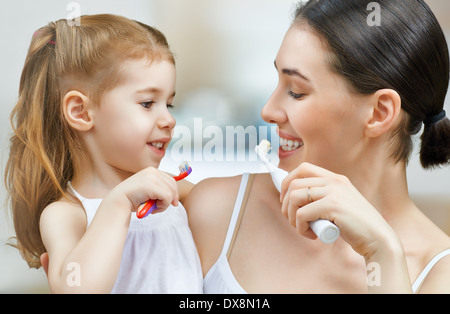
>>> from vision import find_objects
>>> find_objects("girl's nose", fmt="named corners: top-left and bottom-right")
top-left (157, 108), bottom-right (176, 130)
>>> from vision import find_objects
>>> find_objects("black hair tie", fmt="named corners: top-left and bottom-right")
top-left (423, 110), bottom-right (446, 126)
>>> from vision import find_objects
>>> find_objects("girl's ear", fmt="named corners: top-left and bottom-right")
top-left (63, 91), bottom-right (94, 131)
top-left (365, 89), bottom-right (401, 138)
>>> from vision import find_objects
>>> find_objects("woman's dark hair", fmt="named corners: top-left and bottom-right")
top-left (294, 0), bottom-right (450, 169)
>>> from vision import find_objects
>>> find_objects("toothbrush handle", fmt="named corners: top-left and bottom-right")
top-left (136, 200), bottom-right (157, 219)
top-left (136, 167), bottom-right (192, 219)
top-left (310, 219), bottom-right (340, 244)
top-left (256, 143), bottom-right (340, 244)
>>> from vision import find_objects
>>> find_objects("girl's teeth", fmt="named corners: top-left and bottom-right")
top-left (151, 142), bottom-right (164, 148)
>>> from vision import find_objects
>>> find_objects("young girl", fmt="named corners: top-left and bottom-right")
top-left (5, 14), bottom-right (202, 293)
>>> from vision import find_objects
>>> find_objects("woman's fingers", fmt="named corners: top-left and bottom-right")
top-left (282, 184), bottom-right (327, 229)
top-left (280, 162), bottom-right (335, 201)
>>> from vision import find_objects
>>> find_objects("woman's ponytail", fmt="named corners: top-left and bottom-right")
top-left (420, 111), bottom-right (450, 169)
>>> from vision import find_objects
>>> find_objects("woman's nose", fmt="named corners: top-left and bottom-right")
top-left (261, 89), bottom-right (287, 125)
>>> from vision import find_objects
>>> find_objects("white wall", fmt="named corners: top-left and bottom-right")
top-left (0, 0), bottom-right (448, 293)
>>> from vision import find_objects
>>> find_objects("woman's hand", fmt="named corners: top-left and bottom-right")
top-left (279, 162), bottom-right (412, 292)
top-left (280, 162), bottom-right (396, 259)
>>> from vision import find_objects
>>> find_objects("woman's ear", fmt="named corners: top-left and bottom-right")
top-left (365, 89), bottom-right (401, 138)
top-left (63, 91), bottom-right (94, 132)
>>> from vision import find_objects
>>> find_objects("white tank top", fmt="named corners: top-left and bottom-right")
top-left (203, 173), bottom-right (250, 294)
top-left (203, 174), bottom-right (450, 294)
top-left (68, 183), bottom-right (203, 293)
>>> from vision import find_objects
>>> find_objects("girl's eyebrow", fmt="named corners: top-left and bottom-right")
top-left (136, 87), bottom-right (176, 98)
top-left (274, 60), bottom-right (311, 83)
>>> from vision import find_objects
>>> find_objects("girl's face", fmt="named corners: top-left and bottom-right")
top-left (90, 58), bottom-right (176, 175)
top-left (261, 26), bottom-right (371, 173)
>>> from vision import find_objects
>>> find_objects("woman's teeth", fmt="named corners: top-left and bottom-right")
top-left (150, 142), bottom-right (164, 149)
top-left (280, 137), bottom-right (303, 151)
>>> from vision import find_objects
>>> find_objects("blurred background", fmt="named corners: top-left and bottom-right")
top-left (0, 0), bottom-right (449, 293)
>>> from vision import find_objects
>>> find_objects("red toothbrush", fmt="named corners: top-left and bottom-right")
top-left (136, 161), bottom-right (192, 219)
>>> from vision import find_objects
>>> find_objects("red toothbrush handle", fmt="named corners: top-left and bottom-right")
top-left (137, 166), bottom-right (192, 219)
top-left (136, 200), bottom-right (156, 219)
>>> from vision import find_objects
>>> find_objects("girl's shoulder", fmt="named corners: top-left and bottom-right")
top-left (39, 198), bottom-right (88, 254)
top-left (40, 198), bottom-right (86, 224)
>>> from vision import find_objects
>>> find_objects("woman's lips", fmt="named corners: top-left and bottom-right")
top-left (277, 130), bottom-right (303, 158)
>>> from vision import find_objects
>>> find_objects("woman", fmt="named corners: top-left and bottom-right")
top-left (185, 0), bottom-right (450, 293)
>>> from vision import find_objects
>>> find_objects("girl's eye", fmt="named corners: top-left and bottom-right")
top-left (140, 100), bottom-right (155, 109)
top-left (288, 91), bottom-right (305, 100)
top-left (167, 104), bottom-right (175, 110)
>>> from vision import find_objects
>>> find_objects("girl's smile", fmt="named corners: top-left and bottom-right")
top-left (147, 137), bottom-right (172, 157)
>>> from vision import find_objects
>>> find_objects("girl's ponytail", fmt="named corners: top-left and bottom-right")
top-left (6, 23), bottom-right (70, 268)
top-left (420, 111), bottom-right (450, 169)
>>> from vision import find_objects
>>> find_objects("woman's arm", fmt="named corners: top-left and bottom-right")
top-left (177, 179), bottom-right (194, 204)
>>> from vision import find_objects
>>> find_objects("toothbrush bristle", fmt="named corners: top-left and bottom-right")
top-left (178, 161), bottom-right (190, 173)
top-left (258, 140), bottom-right (271, 154)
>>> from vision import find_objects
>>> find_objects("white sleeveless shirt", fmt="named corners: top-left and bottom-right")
top-left (68, 183), bottom-right (203, 293)
top-left (203, 173), bottom-right (450, 294)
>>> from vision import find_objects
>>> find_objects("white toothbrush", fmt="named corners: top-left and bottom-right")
top-left (255, 140), bottom-right (340, 244)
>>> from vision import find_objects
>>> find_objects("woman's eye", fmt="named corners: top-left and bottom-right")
top-left (288, 91), bottom-right (305, 100)
top-left (140, 100), bottom-right (155, 109)
top-left (167, 104), bottom-right (175, 110)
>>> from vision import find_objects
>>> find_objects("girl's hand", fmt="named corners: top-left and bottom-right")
top-left (109, 166), bottom-right (179, 214)
top-left (279, 162), bottom-right (398, 259)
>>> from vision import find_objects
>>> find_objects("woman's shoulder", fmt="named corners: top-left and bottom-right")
top-left (184, 172), bottom-right (274, 217)
top-left (184, 174), bottom-right (244, 274)
top-left (185, 174), bottom-right (244, 221)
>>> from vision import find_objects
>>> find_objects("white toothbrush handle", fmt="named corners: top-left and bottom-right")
top-left (268, 167), bottom-right (340, 244)
top-left (256, 145), bottom-right (340, 244)
top-left (310, 219), bottom-right (340, 244)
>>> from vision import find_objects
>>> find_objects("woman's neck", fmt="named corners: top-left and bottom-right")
top-left (347, 154), bottom-right (413, 221)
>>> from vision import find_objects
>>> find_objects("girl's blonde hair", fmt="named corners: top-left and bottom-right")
top-left (5, 14), bottom-right (175, 268)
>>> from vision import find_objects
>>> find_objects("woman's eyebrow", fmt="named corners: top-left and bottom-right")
top-left (274, 60), bottom-right (311, 83)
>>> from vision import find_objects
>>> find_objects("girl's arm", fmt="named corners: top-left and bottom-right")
top-left (40, 167), bottom-right (178, 293)
top-left (40, 197), bottom-right (130, 293)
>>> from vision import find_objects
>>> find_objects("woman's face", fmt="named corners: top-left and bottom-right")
top-left (261, 26), bottom-right (372, 173)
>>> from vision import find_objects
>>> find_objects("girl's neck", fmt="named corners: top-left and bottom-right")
top-left (71, 157), bottom-right (134, 199)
